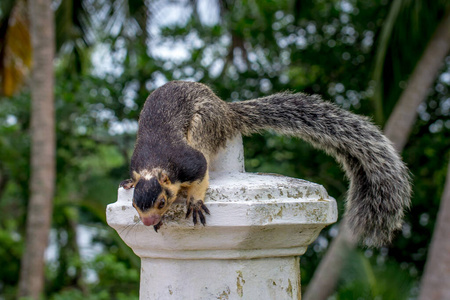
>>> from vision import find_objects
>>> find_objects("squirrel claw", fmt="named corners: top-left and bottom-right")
top-left (153, 221), bottom-right (162, 232)
top-left (201, 203), bottom-right (210, 215)
top-left (119, 179), bottom-right (134, 189)
top-left (198, 210), bottom-right (206, 225)
top-left (186, 201), bottom-right (192, 219)
top-left (186, 200), bottom-right (209, 226)
top-left (193, 210), bottom-right (198, 225)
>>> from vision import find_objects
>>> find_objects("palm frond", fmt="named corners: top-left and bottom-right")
top-left (55, 0), bottom-right (93, 73)
top-left (0, 0), bottom-right (31, 97)
top-left (371, 0), bottom-right (450, 125)
top-left (371, 0), bottom-right (404, 124)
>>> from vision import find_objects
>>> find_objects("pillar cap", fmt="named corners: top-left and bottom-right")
top-left (107, 171), bottom-right (337, 260)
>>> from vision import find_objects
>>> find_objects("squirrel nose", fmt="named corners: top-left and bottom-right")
top-left (141, 215), bottom-right (161, 226)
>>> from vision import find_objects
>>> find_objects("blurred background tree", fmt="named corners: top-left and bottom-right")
top-left (17, 0), bottom-right (56, 299)
top-left (0, 0), bottom-right (449, 299)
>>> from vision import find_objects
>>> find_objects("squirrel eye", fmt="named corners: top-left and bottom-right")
top-left (158, 199), bottom-right (165, 209)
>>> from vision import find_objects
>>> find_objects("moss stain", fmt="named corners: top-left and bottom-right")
top-left (276, 206), bottom-right (284, 218)
top-left (236, 271), bottom-right (245, 297)
top-left (287, 189), bottom-right (304, 199)
top-left (287, 279), bottom-right (293, 298)
top-left (217, 286), bottom-right (230, 299)
top-left (305, 189), bottom-right (313, 198)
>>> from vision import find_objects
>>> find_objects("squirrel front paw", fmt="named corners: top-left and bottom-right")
top-left (153, 221), bottom-right (163, 232)
top-left (185, 199), bottom-right (210, 226)
top-left (119, 179), bottom-right (134, 189)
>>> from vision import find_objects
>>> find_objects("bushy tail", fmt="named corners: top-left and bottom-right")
top-left (229, 92), bottom-right (411, 247)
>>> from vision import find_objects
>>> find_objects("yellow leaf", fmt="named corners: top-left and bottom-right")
top-left (0, 0), bottom-right (32, 97)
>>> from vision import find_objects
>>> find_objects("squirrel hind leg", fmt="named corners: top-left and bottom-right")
top-left (185, 100), bottom-right (238, 157)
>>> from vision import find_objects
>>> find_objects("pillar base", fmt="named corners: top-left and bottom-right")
top-left (140, 257), bottom-right (301, 300)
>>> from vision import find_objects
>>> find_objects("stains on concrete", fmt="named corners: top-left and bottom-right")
top-left (216, 286), bottom-right (230, 299)
top-left (287, 279), bottom-right (293, 298)
top-left (236, 271), bottom-right (245, 297)
top-left (133, 215), bottom-right (140, 223)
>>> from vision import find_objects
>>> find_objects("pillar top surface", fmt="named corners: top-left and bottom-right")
top-left (107, 171), bottom-right (337, 260)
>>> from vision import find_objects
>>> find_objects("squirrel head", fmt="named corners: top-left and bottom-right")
top-left (132, 170), bottom-right (178, 226)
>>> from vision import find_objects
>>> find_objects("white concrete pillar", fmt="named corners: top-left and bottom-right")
top-left (107, 135), bottom-right (337, 300)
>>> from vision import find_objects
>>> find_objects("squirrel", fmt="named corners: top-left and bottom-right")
top-left (120, 80), bottom-right (411, 246)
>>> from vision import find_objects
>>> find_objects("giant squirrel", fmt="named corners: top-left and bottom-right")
top-left (120, 80), bottom-right (411, 247)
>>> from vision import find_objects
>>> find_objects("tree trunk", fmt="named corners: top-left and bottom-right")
top-left (418, 161), bottom-right (450, 300)
top-left (0, 165), bottom-right (9, 201)
top-left (17, 0), bottom-right (55, 299)
top-left (303, 220), bottom-right (357, 300)
top-left (304, 9), bottom-right (450, 300)
top-left (384, 9), bottom-right (450, 152)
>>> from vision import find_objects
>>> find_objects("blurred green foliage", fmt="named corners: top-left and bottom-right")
top-left (1, 0), bottom-right (449, 298)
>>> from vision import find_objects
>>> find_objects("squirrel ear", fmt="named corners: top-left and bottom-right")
top-left (157, 171), bottom-right (171, 186)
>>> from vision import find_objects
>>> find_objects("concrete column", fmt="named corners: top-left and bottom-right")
top-left (107, 135), bottom-right (337, 299)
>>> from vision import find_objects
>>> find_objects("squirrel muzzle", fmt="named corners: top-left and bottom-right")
top-left (140, 214), bottom-right (161, 226)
